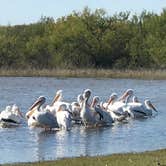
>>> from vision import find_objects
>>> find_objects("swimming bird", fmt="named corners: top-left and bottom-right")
top-left (70, 102), bottom-right (81, 122)
top-left (26, 96), bottom-right (59, 129)
top-left (100, 95), bottom-right (129, 122)
top-left (45, 89), bottom-right (63, 115)
top-left (91, 96), bottom-right (114, 125)
top-left (126, 99), bottom-right (157, 118)
top-left (80, 89), bottom-right (97, 126)
top-left (67, 94), bottom-right (84, 122)
top-left (102, 93), bottom-right (118, 110)
top-left (107, 89), bottom-right (134, 116)
top-left (47, 90), bottom-right (73, 117)
top-left (118, 89), bottom-right (134, 102)
top-left (0, 104), bottom-right (24, 127)
top-left (56, 104), bottom-right (72, 130)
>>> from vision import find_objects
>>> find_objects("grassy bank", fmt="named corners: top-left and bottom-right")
top-left (0, 68), bottom-right (166, 79)
top-left (4, 149), bottom-right (166, 166)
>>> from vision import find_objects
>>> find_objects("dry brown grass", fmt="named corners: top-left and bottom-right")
top-left (0, 68), bottom-right (166, 79)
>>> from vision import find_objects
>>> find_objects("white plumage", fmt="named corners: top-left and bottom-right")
top-left (126, 100), bottom-right (157, 118)
top-left (0, 104), bottom-right (23, 127)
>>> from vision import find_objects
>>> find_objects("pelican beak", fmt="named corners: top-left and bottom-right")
top-left (150, 103), bottom-right (158, 112)
top-left (51, 93), bottom-right (61, 106)
top-left (26, 97), bottom-right (45, 119)
top-left (91, 98), bottom-right (97, 107)
top-left (119, 89), bottom-right (133, 102)
top-left (104, 98), bottom-right (111, 110)
top-left (17, 108), bottom-right (24, 118)
top-left (108, 97), bottom-right (114, 105)
top-left (26, 109), bottom-right (35, 119)
top-left (57, 107), bottom-right (61, 112)
top-left (118, 92), bottom-right (128, 101)
top-left (29, 96), bottom-right (45, 111)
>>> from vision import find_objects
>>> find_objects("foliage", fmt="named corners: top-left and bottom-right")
top-left (0, 7), bottom-right (166, 69)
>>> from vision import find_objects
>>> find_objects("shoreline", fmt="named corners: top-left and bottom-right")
top-left (0, 69), bottom-right (166, 79)
top-left (4, 149), bottom-right (166, 166)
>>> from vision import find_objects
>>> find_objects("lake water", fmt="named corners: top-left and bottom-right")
top-left (0, 77), bottom-right (165, 164)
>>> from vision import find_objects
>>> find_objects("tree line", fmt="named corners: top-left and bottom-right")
top-left (0, 7), bottom-right (166, 69)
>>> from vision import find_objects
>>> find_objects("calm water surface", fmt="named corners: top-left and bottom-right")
top-left (0, 77), bottom-right (165, 164)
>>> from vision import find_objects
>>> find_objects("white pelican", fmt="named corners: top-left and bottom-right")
top-left (118, 89), bottom-right (134, 102)
top-left (107, 89), bottom-right (134, 116)
top-left (56, 104), bottom-right (72, 130)
top-left (46, 90), bottom-right (73, 117)
top-left (0, 104), bottom-right (24, 127)
top-left (80, 89), bottom-right (97, 126)
top-left (70, 102), bottom-right (81, 122)
top-left (26, 96), bottom-right (59, 129)
top-left (91, 96), bottom-right (114, 125)
top-left (67, 94), bottom-right (84, 122)
top-left (99, 95), bottom-right (128, 122)
top-left (49, 90), bottom-right (85, 124)
top-left (102, 93), bottom-right (118, 110)
top-left (45, 89), bottom-right (63, 115)
top-left (126, 99), bottom-right (157, 118)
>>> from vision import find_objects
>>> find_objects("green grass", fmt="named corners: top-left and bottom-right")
top-left (0, 68), bottom-right (166, 79)
top-left (4, 149), bottom-right (166, 166)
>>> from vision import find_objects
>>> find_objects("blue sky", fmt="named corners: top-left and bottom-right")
top-left (0, 0), bottom-right (166, 25)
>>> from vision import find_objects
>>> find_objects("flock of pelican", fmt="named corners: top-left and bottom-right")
top-left (0, 89), bottom-right (158, 130)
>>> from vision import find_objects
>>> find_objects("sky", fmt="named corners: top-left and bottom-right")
top-left (0, 0), bottom-right (166, 25)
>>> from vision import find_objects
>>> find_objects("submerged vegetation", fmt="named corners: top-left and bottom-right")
top-left (4, 149), bottom-right (166, 166)
top-left (0, 7), bottom-right (166, 71)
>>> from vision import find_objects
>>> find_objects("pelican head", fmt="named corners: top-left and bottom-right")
top-left (91, 96), bottom-right (100, 107)
top-left (58, 104), bottom-right (67, 112)
top-left (29, 96), bottom-right (46, 110)
top-left (133, 96), bottom-right (139, 103)
top-left (71, 102), bottom-right (81, 116)
top-left (110, 93), bottom-right (118, 100)
top-left (108, 93), bottom-right (118, 104)
top-left (56, 89), bottom-right (63, 95)
top-left (126, 89), bottom-right (134, 96)
top-left (26, 96), bottom-right (46, 119)
top-left (12, 104), bottom-right (19, 110)
top-left (83, 89), bottom-right (92, 99)
top-left (145, 100), bottom-right (157, 112)
top-left (56, 90), bottom-right (63, 101)
top-left (94, 96), bottom-right (100, 103)
top-left (77, 94), bottom-right (84, 104)
top-left (5, 105), bottom-right (12, 112)
top-left (12, 104), bottom-right (24, 118)
top-left (71, 102), bottom-right (80, 108)
top-left (119, 89), bottom-right (134, 102)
